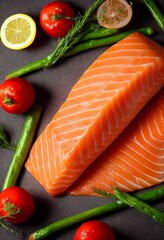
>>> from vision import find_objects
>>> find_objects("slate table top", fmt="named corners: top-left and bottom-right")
top-left (0, 1), bottom-right (164, 240)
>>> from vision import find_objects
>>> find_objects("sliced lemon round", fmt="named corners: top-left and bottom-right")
top-left (1, 13), bottom-right (36, 50)
top-left (97, 0), bottom-right (133, 29)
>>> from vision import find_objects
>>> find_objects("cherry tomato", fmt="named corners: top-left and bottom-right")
top-left (0, 186), bottom-right (35, 224)
top-left (40, 1), bottom-right (75, 38)
top-left (74, 220), bottom-right (115, 240)
top-left (0, 78), bottom-right (35, 114)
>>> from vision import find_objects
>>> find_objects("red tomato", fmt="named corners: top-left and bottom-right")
top-left (40, 1), bottom-right (75, 38)
top-left (74, 220), bottom-right (115, 240)
top-left (0, 78), bottom-right (35, 114)
top-left (0, 186), bottom-right (35, 224)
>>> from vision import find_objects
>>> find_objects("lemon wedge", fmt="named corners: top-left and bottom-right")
top-left (97, 0), bottom-right (133, 29)
top-left (1, 13), bottom-right (36, 50)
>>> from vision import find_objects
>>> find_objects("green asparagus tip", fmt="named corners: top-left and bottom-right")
top-left (145, 26), bottom-right (154, 35)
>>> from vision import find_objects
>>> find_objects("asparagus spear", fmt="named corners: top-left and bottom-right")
top-left (63, 27), bottom-right (153, 58)
top-left (6, 26), bottom-right (153, 79)
top-left (29, 186), bottom-right (164, 240)
top-left (93, 187), bottom-right (164, 224)
top-left (113, 187), bottom-right (164, 224)
top-left (2, 104), bottom-right (42, 190)
top-left (6, 0), bottom-right (104, 80)
top-left (80, 27), bottom-right (120, 41)
top-left (141, 0), bottom-right (164, 31)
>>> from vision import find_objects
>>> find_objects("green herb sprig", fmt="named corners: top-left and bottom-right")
top-left (46, 0), bottom-right (104, 67)
top-left (0, 125), bottom-right (16, 150)
top-left (0, 220), bottom-right (20, 236)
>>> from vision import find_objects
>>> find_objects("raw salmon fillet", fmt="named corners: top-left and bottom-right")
top-left (25, 33), bottom-right (164, 196)
top-left (68, 88), bottom-right (164, 196)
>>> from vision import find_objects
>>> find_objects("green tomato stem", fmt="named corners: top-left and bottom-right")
top-left (2, 104), bottom-right (42, 190)
top-left (51, 14), bottom-right (75, 21)
top-left (4, 96), bottom-right (15, 105)
top-left (0, 202), bottom-right (21, 220)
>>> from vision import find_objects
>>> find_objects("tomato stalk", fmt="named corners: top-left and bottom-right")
top-left (51, 14), bottom-right (75, 21)
top-left (0, 202), bottom-right (21, 220)
top-left (3, 96), bottom-right (15, 105)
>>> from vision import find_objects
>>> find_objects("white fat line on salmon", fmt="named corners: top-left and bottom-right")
top-left (52, 131), bottom-right (62, 179)
top-left (74, 81), bottom-right (108, 90)
top-left (59, 137), bottom-right (82, 146)
top-left (105, 100), bottom-right (125, 129)
top-left (118, 141), bottom-right (161, 174)
top-left (91, 126), bottom-right (99, 153)
top-left (147, 118), bottom-right (164, 139)
top-left (107, 156), bottom-right (157, 187)
top-left (85, 60), bottom-right (134, 71)
top-left (68, 90), bottom-right (114, 100)
top-left (107, 173), bottom-right (137, 191)
top-left (110, 41), bottom-right (164, 50)
top-left (139, 123), bottom-right (163, 147)
top-left (133, 127), bottom-right (164, 156)
top-left (120, 139), bottom-right (163, 168)
top-left (90, 124), bottom-right (108, 154)
top-left (54, 124), bottom-right (92, 135)
top-left (54, 115), bottom-right (95, 126)
top-left (72, 81), bottom-right (135, 95)
top-left (104, 47), bottom-right (152, 53)
top-left (68, 92), bottom-right (118, 102)
top-left (34, 140), bottom-right (45, 182)
top-left (54, 106), bottom-right (104, 122)
top-left (40, 132), bottom-right (53, 182)
top-left (56, 100), bottom-right (105, 112)
top-left (78, 73), bottom-right (120, 84)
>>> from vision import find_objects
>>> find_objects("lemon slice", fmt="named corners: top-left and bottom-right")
top-left (1, 14), bottom-right (36, 50)
top-left (97, 0), bottom-right (133, 29)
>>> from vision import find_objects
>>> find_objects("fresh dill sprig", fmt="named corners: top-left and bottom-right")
top-left (46, 0), bottom-right (104, 67)
top-left (0, 220), bottom-right (20, 236)
top-left (0, 125), bottom-right (16, 150)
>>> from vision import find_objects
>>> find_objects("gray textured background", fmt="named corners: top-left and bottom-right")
top-left (0, 1), bottom-right (164, 239)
